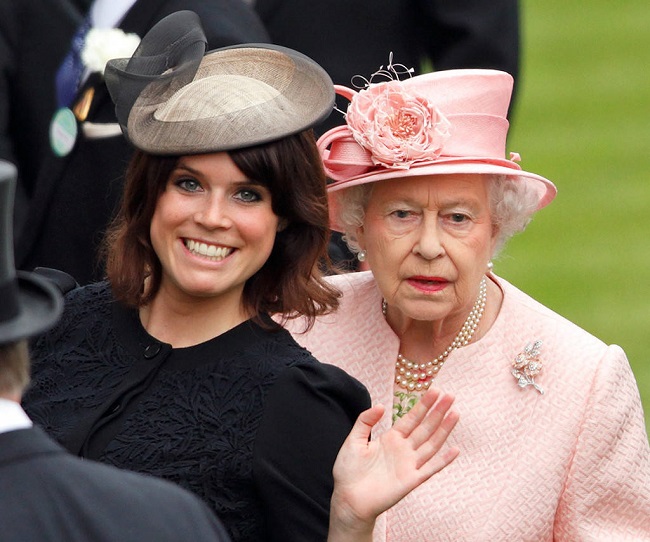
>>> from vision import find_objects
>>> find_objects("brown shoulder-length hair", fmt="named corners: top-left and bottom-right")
top-left (103, 130), bottom-right (339, 330)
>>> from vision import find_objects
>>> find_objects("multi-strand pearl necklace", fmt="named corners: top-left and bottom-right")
top-left (383, 277), bottom-right (488, 392)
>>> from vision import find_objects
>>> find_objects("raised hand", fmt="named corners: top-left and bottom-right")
top-left (328, 387), bottom-right (459, 542)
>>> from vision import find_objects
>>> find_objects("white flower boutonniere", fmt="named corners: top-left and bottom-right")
top-left (81, 28), bottom-right (141, 75)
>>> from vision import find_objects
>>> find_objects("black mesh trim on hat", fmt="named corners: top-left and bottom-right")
top-left (104, 10), bottom-right (207, 137)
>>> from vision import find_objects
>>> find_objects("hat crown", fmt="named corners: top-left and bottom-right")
top-left (404, 69), bottom-right (513, 115)
top-left (0, 162), bottom-right (24, 331)
top-left (0, 160), bottom-right (63, 343)
top-left (319, 69), bottom-right (515, 180)
top-left (0, 161), bottom-right (17, 287)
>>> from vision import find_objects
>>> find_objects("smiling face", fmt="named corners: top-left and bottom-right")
top-left (357, 174), bottom-right (497, 328)
top-left (149, 152), bottom-right (280, 311)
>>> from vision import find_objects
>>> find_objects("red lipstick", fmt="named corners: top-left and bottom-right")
top-left (407, 276), bottom-right (449, 293)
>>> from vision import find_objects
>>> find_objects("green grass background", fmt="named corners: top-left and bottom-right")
top-left (496, 0), bottom-right (650, 432)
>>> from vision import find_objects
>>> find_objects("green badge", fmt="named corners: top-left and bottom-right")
top-left (49, 107), bottom-right (78, 157)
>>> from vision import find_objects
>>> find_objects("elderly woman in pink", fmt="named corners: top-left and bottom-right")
top-left (288, 67), bottom-right (650, 540)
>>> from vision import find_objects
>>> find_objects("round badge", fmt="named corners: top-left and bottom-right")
top-left (49, 107), bottom-right (78, 157)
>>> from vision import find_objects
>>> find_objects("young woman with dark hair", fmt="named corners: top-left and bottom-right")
top-left (105, 130), bottom-right (338, 328)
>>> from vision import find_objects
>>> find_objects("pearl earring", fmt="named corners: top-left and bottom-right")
top-left (357, 250), bottom-right (367, 262)
top-left (487, 260), bottom-right (494, 272)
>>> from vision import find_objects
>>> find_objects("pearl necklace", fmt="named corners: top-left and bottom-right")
top-left (383, 277), bottom-right (488, 392)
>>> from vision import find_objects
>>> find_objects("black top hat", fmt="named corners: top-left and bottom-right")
top-left (0, 160), bottom-right (63, 343)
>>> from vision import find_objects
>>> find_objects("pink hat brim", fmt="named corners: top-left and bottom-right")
top-left (327, 159), bottom-right (557, 233)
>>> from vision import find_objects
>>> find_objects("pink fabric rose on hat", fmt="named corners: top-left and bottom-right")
top-left (345, 81), bottom-right (452, 169)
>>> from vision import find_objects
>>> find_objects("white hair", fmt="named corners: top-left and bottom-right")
top-left (335, 174), bottom-right (540, 258)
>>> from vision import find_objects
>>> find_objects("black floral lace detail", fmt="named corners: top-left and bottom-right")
top-left (26, 283), bottom-right (132, 443)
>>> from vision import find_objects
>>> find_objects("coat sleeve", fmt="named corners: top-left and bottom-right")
top-left (554, 344), bottom-right (650, 540)
top-left (252, 362), bottom-right (371, 542)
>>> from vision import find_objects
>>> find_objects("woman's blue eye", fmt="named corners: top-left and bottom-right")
top-left (176, 178), bottom-right (201, 192)
top-left (236, 189), bottom-right (261, 203)
top-left (450, 213), bottom-right (467, 223)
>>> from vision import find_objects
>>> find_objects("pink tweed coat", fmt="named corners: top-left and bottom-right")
top-left (288, 272), bottom-right (650, 541)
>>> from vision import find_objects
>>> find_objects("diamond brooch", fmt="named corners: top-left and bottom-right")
top-left (512, 340), bottom-right (545, 394)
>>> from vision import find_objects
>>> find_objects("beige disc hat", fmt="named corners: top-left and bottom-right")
top-left (105, 10), bottom-right (335, 155)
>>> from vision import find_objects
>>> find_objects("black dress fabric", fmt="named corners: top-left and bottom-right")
top-left (23, 282), bottom-right (370, 542)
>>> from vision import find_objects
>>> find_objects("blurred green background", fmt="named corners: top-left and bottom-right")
top-left (497, 0), bottom-right (650, 432)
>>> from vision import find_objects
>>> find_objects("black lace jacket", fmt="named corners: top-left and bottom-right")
top-left (23, 282), bottom-right (370, 542)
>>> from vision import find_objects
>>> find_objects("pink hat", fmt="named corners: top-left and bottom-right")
top-left (318, 69), bottom-right (557, 232)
